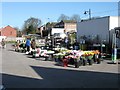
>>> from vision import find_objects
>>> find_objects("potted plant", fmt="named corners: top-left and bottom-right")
top-left (53, 54), bottom-right (59, 62)
top-left (93, 50), bottom-right (101, 64)
top-left (81, 54), bottom-right (87, 66)
top-left (73, 56), bottom-right (81, 68)
top-left (62, 56), bottom-right (69, 67)
top-left (87, 54), bottom-right (93, 65)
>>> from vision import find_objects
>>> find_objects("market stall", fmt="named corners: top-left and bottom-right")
top-left (53, 49), bottom-right (101, 68)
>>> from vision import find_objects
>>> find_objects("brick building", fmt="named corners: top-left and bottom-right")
top-left (54, 20), bottom-right (77, 33)
top-left (0, 25), bottom-right (17, 37)
top-left (37, 20), bottom-right (77, 37)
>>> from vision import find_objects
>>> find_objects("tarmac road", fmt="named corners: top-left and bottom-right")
top-left (1, 44), bottom-right (119, 88)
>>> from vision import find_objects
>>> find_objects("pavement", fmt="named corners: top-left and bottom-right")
top-left (0, 44), bottom-right (119, 88)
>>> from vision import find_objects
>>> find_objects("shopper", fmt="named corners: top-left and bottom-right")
top-left (31, 39), bottom-right (36, 50)
top-left (25, 38), bottom-right (31, 53)
top-left (1, 38), bottom-right (6, 49)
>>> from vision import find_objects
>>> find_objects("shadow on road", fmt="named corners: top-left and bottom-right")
top-left (2, 73), bottom-right (42, 88)
top-left (2, 65), bottom-right (119, 88)
top-left (107, 62), bottom-right (120, 64)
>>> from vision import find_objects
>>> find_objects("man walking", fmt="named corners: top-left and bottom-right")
top-left (25, 38), bottom-right (31, 54)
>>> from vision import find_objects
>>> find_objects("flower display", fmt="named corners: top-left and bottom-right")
top-left (53, 47), bottom-right (101, 67)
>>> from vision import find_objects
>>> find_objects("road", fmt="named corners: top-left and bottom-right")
top-left (1, 44), bottom-right (119, 88)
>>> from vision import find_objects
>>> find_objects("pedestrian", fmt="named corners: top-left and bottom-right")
top-left (1, 38), bottom-right (6, 49)
top-left (22, 40), bottom-right (26, 51)
top-left (25, 38), bottom-right (31, 53)
top-left (64, 37), bottom-right (68, 48)
top-left (31, 39), bottom-right (36, 50)
top-left (93, 54), bottom-right (96, 63)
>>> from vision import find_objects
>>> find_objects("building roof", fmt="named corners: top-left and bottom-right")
top-left (1, 25), bottom-right (16, 31)
top-left (81, 16), bottom-right (110, 22)
top-left (62, 20), bottom-right (77, 23)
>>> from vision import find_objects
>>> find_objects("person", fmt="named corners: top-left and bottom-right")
top-left (22, 40), bottom-right (26, 51)
top-left (31, 39), bottom-right (36, 50)
top-left (19, 40), bottom-right (26, 52)
top-left (25, 38), bottom-right (31, 53)
top-left (1, 39), bottom-right (6, 49)
top-left (15, 40), bottom-right (20, 51)
top-left (64, 37), bottom-right (68, 48)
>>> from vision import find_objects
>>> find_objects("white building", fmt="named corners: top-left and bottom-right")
top-left (77, 16), bottom-right (120, 48)
top-left (51, 28), bottom-right (67, 38)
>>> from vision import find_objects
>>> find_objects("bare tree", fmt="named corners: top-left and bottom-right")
top-left (70, 14), bottom-right (81, 22)
top-left (57, 14), bottom-right (70, 22)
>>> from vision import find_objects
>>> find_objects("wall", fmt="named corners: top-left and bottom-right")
top-left (77, 16), bottom-right (109, 43)
top-left (1, 25), bottom-right (17, 37)
top-left (109, 16), bottom-right (119, 30)
top-left (64, 23), bottom-right (77, 33)
top-left (51, 28), bottom-right (64, 35)
top-left (5, 37), bottom-right (25, 42)
top-left (109, 17), bottom-right (120, 48)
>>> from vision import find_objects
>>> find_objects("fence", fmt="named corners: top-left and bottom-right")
top-left (5, 37), bottom-right (25, 42)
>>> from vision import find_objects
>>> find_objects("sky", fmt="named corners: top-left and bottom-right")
top-left (1, 2), bottom-right (119, 30)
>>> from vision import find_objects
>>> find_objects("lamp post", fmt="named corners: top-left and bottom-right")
top-left (84, 9), bottom-right (91, 20)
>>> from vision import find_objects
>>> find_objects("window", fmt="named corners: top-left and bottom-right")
top-left (10, 31), bottom-right (12, 35)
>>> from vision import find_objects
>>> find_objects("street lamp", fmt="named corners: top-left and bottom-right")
top-left (84, 9), bottom-right (91, 20)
